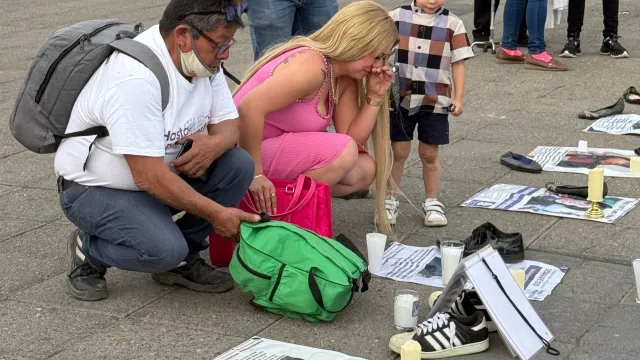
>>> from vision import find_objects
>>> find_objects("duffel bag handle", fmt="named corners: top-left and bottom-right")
top-left (334, 234), bottom-right (371, 292)
top-left (242, 175), bottom-right (317, 217)
top-left (308, 267), bottom-right (354, 314)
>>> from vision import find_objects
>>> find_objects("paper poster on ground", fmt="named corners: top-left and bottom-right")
top-left (372, 242), bottom-right (568, 301)
top-left (528, 146), bottom-right (637, 177)
top-left (460, 183), bottom-right (638, 223)
top-left (583, 114), bottom-right (640, 135)
top-left (215, 337), bottom-right (366, 360)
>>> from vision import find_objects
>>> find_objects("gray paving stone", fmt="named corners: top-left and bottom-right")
top-left (546, 260), bottom-right (634, 305)
top-left (404, 206), bottom-right (559, 248)
top-left (0, 219), bottom-right (48, 243)
top-left (332, 196), bottom-right (422, 245)
top-left (128, 288), bottom-right (281, 338)
top-left (0, 222), bottom-right (75, 297)
top-left (530, 219), bottom-right (640, 265)
top-left (568, 305), bottom-right (640, 360)
top-left (0, 300), bottom-right (115, 360)
top-left (0, 184), bottom-right (18, 195)
top-left (259, 278), bottom-right (435, 360)
top-left (48, 319), bottom-right (246, 360)
top-left (0, 187), bottom-right (62, 222)
top-left (0, 152), bottom-right (57, 190)
top-left (446, 335), bottom-right (575, 360)
top-left (620, 287), bottom-right (639, 306)
top-left (13, 269), bottom-right (175, 319)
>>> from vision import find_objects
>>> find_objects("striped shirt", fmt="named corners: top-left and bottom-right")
top-left (389, 4), bottom-right (474, 115)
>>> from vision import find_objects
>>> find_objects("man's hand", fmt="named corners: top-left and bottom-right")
top-left (450, 98), bottom-right (463, 117)
top-left (210, 207), bottom-right (261, 242)
top-left (171, 134), bottom-right (226, 178)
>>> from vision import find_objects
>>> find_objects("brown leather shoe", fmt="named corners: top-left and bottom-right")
top-left (524, 54), bottom-right (568, 71)
top-left (496, 48), bottom-right (525, 63)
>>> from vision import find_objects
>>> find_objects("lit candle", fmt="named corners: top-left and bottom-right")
top-left (401, 340), bottom-right (422, 360)
top-left (587, 168), bottom-right (605, 202)
top-left (631, 157), bottom-right (640, 177)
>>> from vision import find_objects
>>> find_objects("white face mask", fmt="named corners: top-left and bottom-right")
top-left (178, 33), bottom-right (219, 78)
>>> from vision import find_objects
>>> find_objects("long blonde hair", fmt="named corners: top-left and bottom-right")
top-left (233, 1), bottom-right (398, 236)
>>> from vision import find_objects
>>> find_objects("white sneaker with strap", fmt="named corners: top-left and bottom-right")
top-left (423, 198), bottom-right (447, 227)
top-left (375, 196), bottom-right (399, 226)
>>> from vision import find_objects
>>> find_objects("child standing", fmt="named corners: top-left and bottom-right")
top-left (386, 0), bottom-right (474, 227)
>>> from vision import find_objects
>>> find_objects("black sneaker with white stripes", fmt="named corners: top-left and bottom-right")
top-left (428, 289), bottom-right (496, 332)
top-left (67, 229), bottom-right (108, 301)
top-left (389, 312), bottom-right (490, 359)
top-left (601, 36), bottom-right (629, 58)
top-left (559, 38), bottom-right (581, 58)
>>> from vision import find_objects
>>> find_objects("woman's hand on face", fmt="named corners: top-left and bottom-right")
top-left (366, 66), bottom-right (394, 98)
top-left (249, 175), bottom-right (277, 215)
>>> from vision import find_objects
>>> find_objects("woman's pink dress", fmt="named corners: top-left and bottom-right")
top-left (233, 46), bottom-right (358, 180)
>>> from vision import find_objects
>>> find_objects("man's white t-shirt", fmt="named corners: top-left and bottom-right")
top-left (54, 25), bottom-right (238, 191)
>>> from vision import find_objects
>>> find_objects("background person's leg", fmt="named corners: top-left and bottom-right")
top-left (298, 0), bottom-right (339, 36)
top-left (602, 0), bottom-right (619, 39)
top-left (525, 0), bottom-right (548, 54)
top-left (246, 0), bottom-right (298, 60)
top-left (472, 0), bottom-right (495, 41)
top-left (501, 0), bottom-right (527, 50)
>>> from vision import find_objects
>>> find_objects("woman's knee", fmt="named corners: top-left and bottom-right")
top-left (333, 139), bottom-right (359, 172)
top-left (357, 154), bottom-right (376, 187)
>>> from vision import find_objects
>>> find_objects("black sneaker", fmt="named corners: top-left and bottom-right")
top-left (67, 229), bottom-right (108, 301)
top-left (152, 257), bottom-right (234, 293)
top-left (460, 222), bottom-right (524, 263)
top-left (428, 290), bottom-right (497, 332)
top-left (601, 36), bottom-right (629, 58)
top-left (389, 312), bottom-right (490, 358)
top-left (559, 38), bottom-right (581, 58)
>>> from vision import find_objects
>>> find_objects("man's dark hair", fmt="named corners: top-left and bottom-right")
top-left (159, 0), bottom-right (244, 38)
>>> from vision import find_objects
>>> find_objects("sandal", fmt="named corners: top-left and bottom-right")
top-left (623, 86), bottom-right (640, 105)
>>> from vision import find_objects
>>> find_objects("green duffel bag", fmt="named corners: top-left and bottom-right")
top-left (228, 219), bottom-right (371, 322)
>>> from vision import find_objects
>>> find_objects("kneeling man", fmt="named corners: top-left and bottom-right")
top-left (54, 0), bottom-right (259, 301)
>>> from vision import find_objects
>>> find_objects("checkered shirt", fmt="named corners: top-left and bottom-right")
top-left (389, 4), bottom-right (474, 115)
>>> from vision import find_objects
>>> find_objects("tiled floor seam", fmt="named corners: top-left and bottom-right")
top-left (525, 217), bottom-right (561, 249)
top-left (0, 221), bottom-right (51, 244)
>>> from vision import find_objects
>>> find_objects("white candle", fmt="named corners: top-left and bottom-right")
top-left (441, 245), bottom-right (464, 285)
top-left (394, 293), bottom-right (419, 329)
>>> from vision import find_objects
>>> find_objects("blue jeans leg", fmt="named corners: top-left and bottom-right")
top-left (59, 147), bottom-right (254, 273)
top-left (246, 0), bottom-right (297, 60)
top-left (525, 0), bottom-right (547, 54)
top-left (502, 0), bottom-right (527, 50)
top-left (297, 0), bottom-right (338, 35)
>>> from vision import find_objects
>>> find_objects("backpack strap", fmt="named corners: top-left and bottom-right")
top-left (109, 38), bottom-right (170, 111)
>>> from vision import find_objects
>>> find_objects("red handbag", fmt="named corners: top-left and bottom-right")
top-left (209, 175), bottom-right (333, 266)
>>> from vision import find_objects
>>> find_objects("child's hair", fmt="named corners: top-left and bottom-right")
top-left (233, 1), bottom-right (400, 236)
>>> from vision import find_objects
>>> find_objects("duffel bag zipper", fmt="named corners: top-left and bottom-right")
top-left (35, 22), bottom-right (120, 104)
top-left (268, 264), bottom-right (286, 302)
top-left (236, 248), bottom-right (271, 280)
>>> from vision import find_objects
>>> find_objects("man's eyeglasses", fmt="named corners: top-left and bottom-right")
top-left (190, 25), bottom-right (236, 55)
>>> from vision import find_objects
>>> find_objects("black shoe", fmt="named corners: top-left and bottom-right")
top-left (428, 289), bottom-right (497, 332)
top-left (546, 182), bottom-right (609, 199)
top-left (473, 35), bottom-right (490, 43)
top-left (462, 222), bottom-right (524, 263)
top-left (601, 36), bottom-right (629, 58)
top-left (152, 257), bottom-right (234, 293)
top-left (67, 229), bottom-right (108, 301)
top-left (517, 34), bottom-right (529, 47)
top-left (389, 312), bottom-right (490, 357)
top-left (338, 189), bottom-right (370, 200)
top-left (578, 97), bottom-right (625, 120)
top-left (623, 86), bottom-right (640, 105)
top-left (559, 38), bottom-right (581, 58)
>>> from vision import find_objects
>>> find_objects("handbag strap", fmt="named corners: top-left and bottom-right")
top-left (481, 259), bottom-right (560, 356)
top-left (240, 176), bottom-right (317, 217)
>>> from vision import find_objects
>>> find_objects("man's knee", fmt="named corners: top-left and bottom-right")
top-left (217, 147), bottom-right (255, 187)
top-left (140, 237), bottom-right (189, 272)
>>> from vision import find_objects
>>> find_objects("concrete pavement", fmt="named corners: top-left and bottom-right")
top-left (1, 0), bottom-right (640, 358)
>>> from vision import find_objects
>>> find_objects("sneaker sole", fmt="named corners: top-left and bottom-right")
top-left (425, 218), bottom-right (447, 227)
top-left (66, 230), bottom-right (108, 301)
top-left (611, 52), bottom-right (630, 58)
top-left (389, 337), bottom-right (490, 359)
top-left (151, 272), bottom-right (234, 293)
top-left (558, 51), bottom-right (577, 58)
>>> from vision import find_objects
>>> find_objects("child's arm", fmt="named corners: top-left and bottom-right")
top-left (451, 60), bottom-right (465, 116)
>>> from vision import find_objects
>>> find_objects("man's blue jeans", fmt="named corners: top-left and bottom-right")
top-left (246, 0), bottom-right (339, 60)
top-left (502, 0), bottom-right (547, 54)
top-left (59, 147), bottom-right (254, 273)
